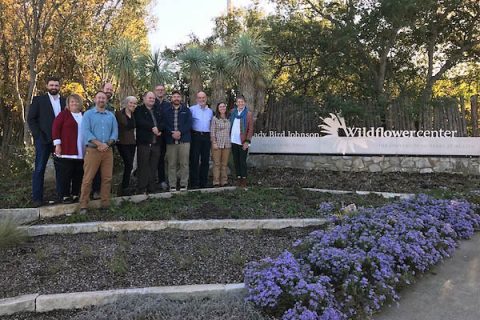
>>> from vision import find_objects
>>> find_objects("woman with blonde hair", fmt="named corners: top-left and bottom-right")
top-left (52, 94), bottom-right (85, 203)
top-left (115, 96), bottom-right (137, 195)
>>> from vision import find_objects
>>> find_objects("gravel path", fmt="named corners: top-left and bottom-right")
top-left (0, 228), bottom-right (318, 299)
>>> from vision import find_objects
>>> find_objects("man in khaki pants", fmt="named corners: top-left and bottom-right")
top-left (163, 91), bottom-right (192, 192)
top-left (79, 91), bottom-right (118, 213)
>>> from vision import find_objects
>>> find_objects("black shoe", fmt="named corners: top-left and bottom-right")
top-left (72, 195), bottom-right (79, 203)
top-left (32, 200), bottom-right (43, 208)
top-left (62, 196), bottom-right (73, 204)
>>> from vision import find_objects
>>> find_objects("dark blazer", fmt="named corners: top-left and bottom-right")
top-left (115, 109), bottom-right (136, 145)
top-left (134, 104), bottom-right (164, 145)
top-left (163, 104), bottom-right (192, 144)
top-left (27, 94), bottom-right (66, 144)
top-left (154, 98), bottom-right (171, 115)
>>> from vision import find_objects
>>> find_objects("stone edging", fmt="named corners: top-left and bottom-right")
top-left (0, 283), bottom-right (245, 316)
top-left (302, 188), bottom-right (415, 199)
top-left (21, 218), bottom-right (328, 236)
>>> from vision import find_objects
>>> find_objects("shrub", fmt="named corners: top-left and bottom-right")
top-left (244, 195), bottom-right (480, 319)
top-left (0, 218), bottom-right (28, 248)
top-left (71, 294), bottom-right (271, 320)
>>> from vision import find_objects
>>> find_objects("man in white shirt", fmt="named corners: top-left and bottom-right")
top-left (189, 91), bottom-right (213, 188)
top-left (27, 76), bottom-right (66, 207)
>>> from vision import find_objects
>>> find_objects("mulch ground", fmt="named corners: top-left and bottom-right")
top-left (0, 227), bottom-right (318, 299)
top-left (249, 168), bottom-right (480, 193)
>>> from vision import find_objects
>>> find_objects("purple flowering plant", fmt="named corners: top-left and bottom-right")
top-left (244, 195), bottom-right (480, 319)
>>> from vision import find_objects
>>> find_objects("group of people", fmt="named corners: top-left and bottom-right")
top-left (27, 77), bottom-right (254, 213)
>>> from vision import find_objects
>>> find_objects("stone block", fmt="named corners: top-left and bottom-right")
top-left (420, 168), bottom-right (434, 174)
top-left (25, 223), bottom-right (99, 236)
top-left (99, 221), bottom-right (168, 232)
top-left (352, 158), bottom-right (365, 169)
top-left (415, 158), bottom-right (432, 168)
top-left (39, 203), bottom-right (79, 218)
top-left (400, 159), bottom-right (415, 168)
top-left (368, 164), bottom-right (382, 173)
top-left (0, 208), bottom-right (39, 225)
top-left (372, 156), bottom-right (383, 163)
top-left (0, 294), bottom-right (38, 316)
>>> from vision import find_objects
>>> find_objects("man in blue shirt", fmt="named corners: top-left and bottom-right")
top-left (189, 91), bottom-right (213, 189)
top-left (79, 91), bottom-right (118, 213)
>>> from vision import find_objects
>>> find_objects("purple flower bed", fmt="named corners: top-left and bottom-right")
top-left (244, 195), bottom-right (480, 320)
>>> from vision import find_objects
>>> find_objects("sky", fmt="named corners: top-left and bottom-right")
top-left (147, 0), bottom-right (274, 51)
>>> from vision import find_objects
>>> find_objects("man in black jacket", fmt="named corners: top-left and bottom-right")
top-left (153, 84), bottom-right (171, 190)
top-left (27, 76), bottom-right (66, 207)
top-left (134, 91), bottom-right (164, 194)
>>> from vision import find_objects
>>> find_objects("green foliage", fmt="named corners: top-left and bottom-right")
top-left (0, 218), bottom-right (28, 249)
top-left (138, 50), bottom-right (175, 89)
top-left (230, 34), bottom-right (265, 79)
top-left (108, 39), bottom-right (139, 100)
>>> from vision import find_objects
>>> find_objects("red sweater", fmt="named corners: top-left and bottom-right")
top-left (52, 110), bottom-right (80, 156)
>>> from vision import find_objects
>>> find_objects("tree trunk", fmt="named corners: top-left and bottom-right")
top-left (471, 95), bottom-right (478, 137)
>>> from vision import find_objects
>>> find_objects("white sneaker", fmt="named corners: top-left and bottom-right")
top-left (180, 186), bottom-right (188, 191)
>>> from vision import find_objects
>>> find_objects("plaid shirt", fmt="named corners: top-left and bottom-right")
top-left (210, 116), bottom-right (231, 148)
top-left (173, 108), bottom-right (179, 144)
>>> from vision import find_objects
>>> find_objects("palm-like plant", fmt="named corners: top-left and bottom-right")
top-left (178, 46), bottom-right (207, 105)
top-left (108, 39), bottom-right (138, 101)
top-left (138, 50), bottom-right (176, 91)
top-left (208, 49), bottom-right (232, 111)
top-left (230, 34), bottom-right (266, 113)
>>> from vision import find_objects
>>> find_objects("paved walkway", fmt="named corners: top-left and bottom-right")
top-left (376, 233), bottom-right (480, 320)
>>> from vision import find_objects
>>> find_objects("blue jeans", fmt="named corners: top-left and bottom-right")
top-left (32, 139), bottom-right (61, 202)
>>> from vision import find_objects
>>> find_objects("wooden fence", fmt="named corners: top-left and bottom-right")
top-left (256, 95), bottom-right (479, 137)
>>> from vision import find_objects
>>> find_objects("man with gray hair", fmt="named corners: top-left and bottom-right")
top-left (134, 91), bottom-right (163, 194)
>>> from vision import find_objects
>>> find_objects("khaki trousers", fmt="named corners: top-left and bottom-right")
top-left (212, 147), bottom-right (230, 186)
top-left (166, 143), bottom-right (190, 188)
top-left (80, 147), bottom-right (113, 208)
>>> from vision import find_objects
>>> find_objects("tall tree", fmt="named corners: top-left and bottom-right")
top-left (178, 46), bottom-right (207, 105)
top-left (208, 49), bottom-right (232, 110)
top-left (230, 34), bottom-right (266, 113)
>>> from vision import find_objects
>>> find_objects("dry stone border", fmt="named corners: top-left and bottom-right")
top-left (21, 218), bottom-right (328, 236)
top-left (0, 283), bottom-right (245, 316)
top-left (302, 187), bottom-right (415, 199)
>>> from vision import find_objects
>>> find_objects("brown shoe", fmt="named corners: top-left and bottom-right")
top-left (240, 177), bottom-right (247, 188)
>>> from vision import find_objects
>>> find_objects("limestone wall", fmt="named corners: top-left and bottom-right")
top-left (248, 154), bottom-right (480, 175)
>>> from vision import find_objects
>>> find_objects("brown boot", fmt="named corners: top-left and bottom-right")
top-left (240, 177), bottom-right (247, 188)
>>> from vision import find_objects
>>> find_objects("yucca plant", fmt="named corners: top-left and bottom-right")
top-left (138, 50), bottom-right (176, 90)
top-left (178, 46), bottom-right (207, 105)
top-left (108, 39), bottom-right (138, 102)
top-left (0, 218), bottom-right (28, 249)
top-left (231, 34), bottom-right (266, 113)
top-left (208, 49), bottom-right (232, 110)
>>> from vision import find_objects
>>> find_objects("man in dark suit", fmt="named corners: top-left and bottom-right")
top-left (27, 76), bottom-right (66, 207)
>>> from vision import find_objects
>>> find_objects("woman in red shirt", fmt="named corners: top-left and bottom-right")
top-left (52, 94), bottom-right (85, 203)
